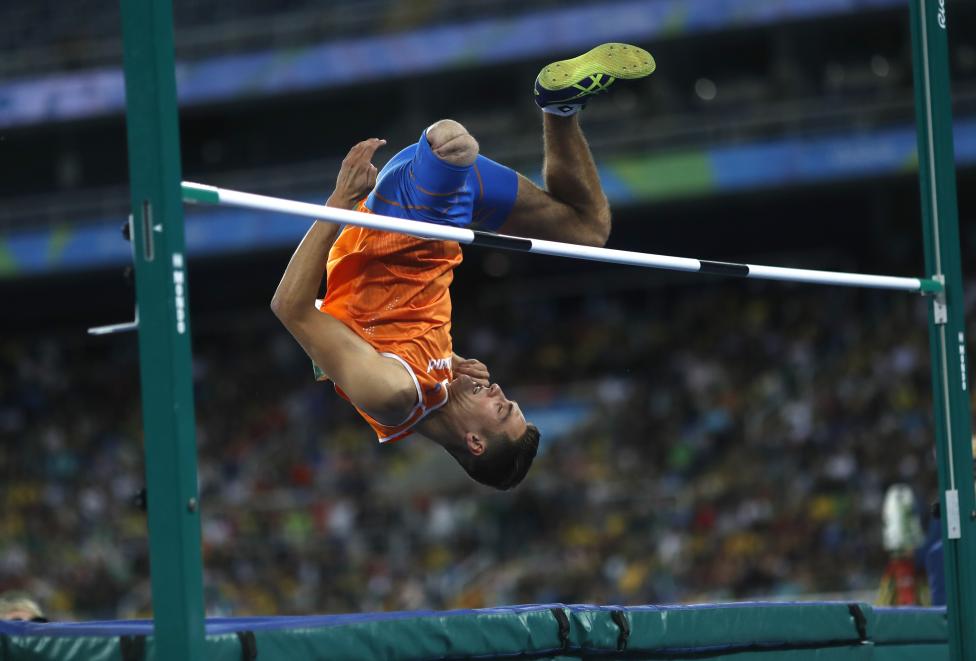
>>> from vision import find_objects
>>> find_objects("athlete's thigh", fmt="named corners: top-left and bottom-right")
top-left (497, 174), bottom-right (577, 241)
top-left (469, 153), bottom-right (518, 231)
top-left (367, 134), bottom-right (474, 225)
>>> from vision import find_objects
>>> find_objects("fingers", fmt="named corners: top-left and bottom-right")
top-left (457, 359), bottom-right (490, 385)
top-left (361, 138), bottom-right (386, 159)
top-left (348, 138), bottom-right (386, 162)
top-left (462, 371), bottom-right (490, 386)
top-left (335, 139), bottom-right (385, 202)
top-left (467, 361), bottom-right (489, 379)
top-left (343, 139), bottom-right (386, 166)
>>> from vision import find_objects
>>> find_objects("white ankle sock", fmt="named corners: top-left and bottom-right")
top-left (541, 103), bottom-right (584, 117)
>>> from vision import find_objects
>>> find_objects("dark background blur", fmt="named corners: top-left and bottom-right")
top-left (0, 0), bottom-right (974, 619)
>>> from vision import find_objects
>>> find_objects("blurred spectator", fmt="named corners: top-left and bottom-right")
top-left (0, 276), bottom-right (968, 618)
top-left (876, 484), bottom-right (928, 605)
top-left (919, 434), bottom-right (976, 606)
top-left (0, 591), bottom-right (47, 622)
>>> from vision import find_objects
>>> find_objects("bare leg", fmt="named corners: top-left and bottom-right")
top-left (499, 42), bottom-right (656, 245)
top-left (500, 114), bottom-right (611, 247)
top-left (422, 116), bottom-right (611, 246)
top-left (541, 114), bottom-right (611, 243)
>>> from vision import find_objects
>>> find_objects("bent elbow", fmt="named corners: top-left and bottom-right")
top-left (270, 295), bottom-right (291, 322)
top-left (271, 296), bottom-right (320, 332)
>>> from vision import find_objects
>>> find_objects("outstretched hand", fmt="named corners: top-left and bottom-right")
top-left (327, 138), bottom-right (386, 210)
top-left (452, 353), bottom-right (490, 386)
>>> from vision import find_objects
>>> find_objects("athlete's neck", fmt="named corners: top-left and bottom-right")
top-left (415, 400), bottom-right (466, 456)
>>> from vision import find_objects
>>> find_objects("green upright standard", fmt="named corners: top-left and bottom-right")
top-left (113, 1), bottom-right (974, 661)
top-left (910, 1), bottom-right (976, 660)
top-left (119, 0), bottom-right (205, 659)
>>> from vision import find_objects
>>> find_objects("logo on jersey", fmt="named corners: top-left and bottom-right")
top-left (427, 356), bottom-right (452, 373)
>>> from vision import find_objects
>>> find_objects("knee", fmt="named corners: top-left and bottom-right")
top-left (426, 119), bottom-right (479, 166)
top-left (586, 206), bottom-right (612, 247)
top-left (578, 201), bottom-right (611, 247)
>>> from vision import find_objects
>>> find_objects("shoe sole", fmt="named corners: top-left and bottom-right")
top-left (537, 43), bottom-right (656, 91)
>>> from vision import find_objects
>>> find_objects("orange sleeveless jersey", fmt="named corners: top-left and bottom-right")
top-left (318, 202), bottom-right (459, 443)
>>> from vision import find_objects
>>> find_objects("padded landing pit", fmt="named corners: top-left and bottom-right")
top-left (0, 602), bottom-right (948, 660)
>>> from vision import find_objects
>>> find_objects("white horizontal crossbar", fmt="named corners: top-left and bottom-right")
top-left (182, 182), bottom-right (941, 294)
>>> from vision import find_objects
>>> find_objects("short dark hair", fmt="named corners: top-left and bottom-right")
top-left (463, 424), bottom-right (540, 490)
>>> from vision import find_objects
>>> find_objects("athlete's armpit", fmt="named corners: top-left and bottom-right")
top-left (277, 308), bottom-right (418, 425)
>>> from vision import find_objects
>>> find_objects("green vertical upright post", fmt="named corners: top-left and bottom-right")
top-left (119, 0), bottom-right (205, 659)
top-left (909, 1), bottom-right (976, 660)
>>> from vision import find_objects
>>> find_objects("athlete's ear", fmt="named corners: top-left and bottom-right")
top-left (465, 432), bottom-right (486, 456)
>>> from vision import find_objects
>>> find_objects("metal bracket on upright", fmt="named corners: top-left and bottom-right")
top-left (88, 311), bottom-right (139, 336)
top-left (932, 274), bottom-right (948, 324)
top-left (87, 214), bottom-right (140, 336)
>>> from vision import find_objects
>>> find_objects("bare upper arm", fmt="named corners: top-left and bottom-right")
top-left (277, 307), bottom-right (417, 424)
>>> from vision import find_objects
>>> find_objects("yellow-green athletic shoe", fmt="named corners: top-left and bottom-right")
top-left (534, 43), bottom-right (656, 116)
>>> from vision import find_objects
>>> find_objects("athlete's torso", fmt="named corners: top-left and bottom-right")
top-left (317, 135), bottom-right (518, 442)
top-left (319, 202), bottom-right (459, 442)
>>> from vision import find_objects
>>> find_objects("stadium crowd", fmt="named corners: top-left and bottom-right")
top-left (0, 274), bottom-right (968, 620)
top-left (0, 0), bottom-right (589, 77)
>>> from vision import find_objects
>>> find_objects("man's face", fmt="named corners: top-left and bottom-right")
top-left (448, 374), bottom-right (527, 445)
